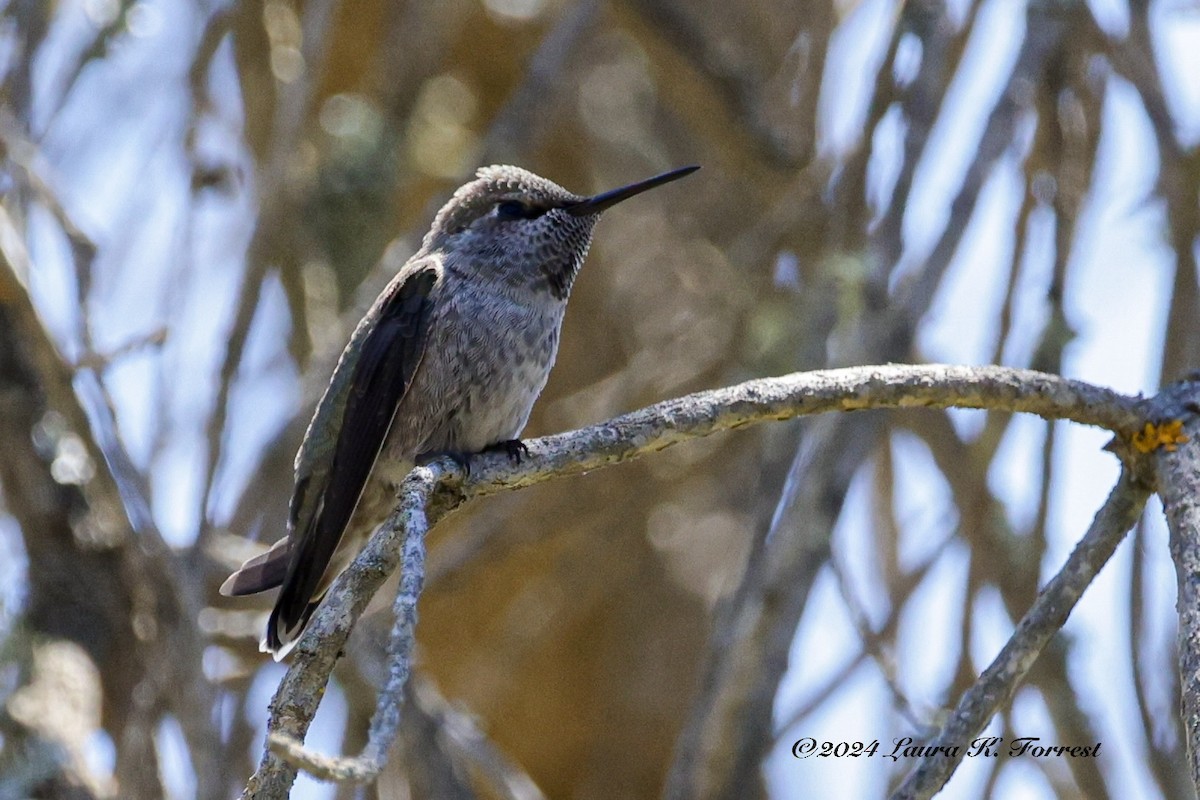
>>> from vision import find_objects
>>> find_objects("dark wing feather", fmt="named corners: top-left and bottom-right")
top-left (267, 266), bottom-right (438, 651)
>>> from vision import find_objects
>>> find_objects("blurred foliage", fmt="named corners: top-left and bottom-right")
top-left (0, 0), bottom-right (1197, 798)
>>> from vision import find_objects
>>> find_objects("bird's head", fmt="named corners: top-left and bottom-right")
top-left (424, 164), bottom-right (698, 299)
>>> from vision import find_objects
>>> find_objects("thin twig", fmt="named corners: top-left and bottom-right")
top-left (268, 467), bottom-right (434, 781)
top-left (890, 470), bottom-right (1151, 800)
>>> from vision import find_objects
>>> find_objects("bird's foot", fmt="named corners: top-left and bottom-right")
top-left (416, 450), bottom-right (473, 476)
top-left (483, 439), bottom-right (530, 464)
top-left (416, 440), bottom-right (529, 476)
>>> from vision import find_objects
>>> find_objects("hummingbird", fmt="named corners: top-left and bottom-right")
top-left (220, 163), bottom-right (699, 658)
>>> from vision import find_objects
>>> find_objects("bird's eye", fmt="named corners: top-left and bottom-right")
top-left (495, 200), bottom-right (543, 221)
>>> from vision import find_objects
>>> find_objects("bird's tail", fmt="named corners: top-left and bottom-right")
top-left (219, 536), bottom-right (290, 596)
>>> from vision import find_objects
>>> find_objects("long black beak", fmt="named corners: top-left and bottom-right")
top-left (565, 165), bottom-right (700, 217)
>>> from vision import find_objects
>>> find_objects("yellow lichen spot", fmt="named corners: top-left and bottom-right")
top-left (1132, 419), bottom-right (1190, 453)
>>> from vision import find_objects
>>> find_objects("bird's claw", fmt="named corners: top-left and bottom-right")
top-left (417, 440), bottom-right (528, 475)
top-left (486, 439), bottom-right (529, 464)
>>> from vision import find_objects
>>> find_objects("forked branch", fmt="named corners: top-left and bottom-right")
top-left (241, 363), bottom-right (1150, 799)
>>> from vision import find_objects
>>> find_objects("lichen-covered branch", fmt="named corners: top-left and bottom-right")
top-left (1155, 387), bottom-right (1200, 792)
top-left (476, 364), bottom-right (1143, 497)
top-left (241, 363), bottom-right (1145, 798)
top-left (264, 465), bottom-right (435, 784)
top-left (240, 463), bottom-right (450, 797)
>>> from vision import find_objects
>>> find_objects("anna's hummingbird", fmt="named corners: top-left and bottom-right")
top-left (220, 163), bottom-right (699, 657)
